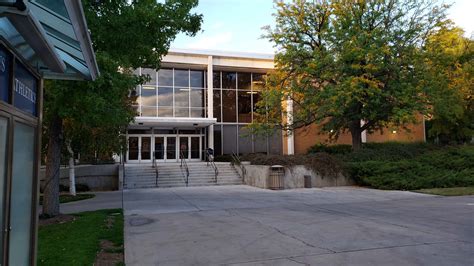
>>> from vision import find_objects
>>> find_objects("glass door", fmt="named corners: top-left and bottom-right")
top-left (179, 137), bottom-right (189, 160)
top-left (191, 137), bottom-right (200, 159)
top-left (154, 137), bottom-right (164, 160)
top-left (166, 136), bottom-right (177, 162)
top-left (141, 136), bottom-right (151, 162)
top-left (178, 136), bottom-right (201, 161)
top-left (128, 137), bottom-right (139, 161)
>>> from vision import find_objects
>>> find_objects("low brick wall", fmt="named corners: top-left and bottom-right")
top-left (243, 163), bottom-right (354, 189)
top-left (39, 164), bottom-right (119, 191)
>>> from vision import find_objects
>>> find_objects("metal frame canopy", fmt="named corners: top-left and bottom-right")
top-left (0, 0), bottom-right (99, 80)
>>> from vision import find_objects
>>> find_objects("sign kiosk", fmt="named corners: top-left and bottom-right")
top-left (0, 1), bottom-right (98, 265)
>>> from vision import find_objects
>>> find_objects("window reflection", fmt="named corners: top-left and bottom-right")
top-left (158, 69), bottom-right (173, 86)
top-left (140, 85), bottom-right (156, 107)
top-left (252, 73), bottom-right (266, 91)
top-left (174, 69), bottom-right (189, 87)
top-left (213, 89), bottom-right (221, 122)
top-left (158, 87), bottom-right (173, 107)
top-left (238, 91), bottom-right (252, 123)
top-left (142, 68), bottom-right (157, 84)
top-left (174, 87), bottom-right (189, 107)
top-left (238, 72), bottom-right (251, 90)
top-left (190, 89), bottom-right (204, 107)
top-left (222, 72), bottom-right (236, 89)
top-left (190, 70), bottom-right (204, 88)
top-left (222, 89), bottom-right (236, 122)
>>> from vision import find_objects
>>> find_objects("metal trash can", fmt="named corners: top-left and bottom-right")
top-left (268, 165), bottom-right (284, 190)
top-left (304, 175), bottom-right (312, 188)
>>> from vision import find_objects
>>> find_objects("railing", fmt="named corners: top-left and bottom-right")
top-left (231, 152), bottom-right (246, 182)
top-left (180, 150), bottom-right (189, 187)
top-left (152, 152), bottom-right (159, 187)
top-left (206, 150), bottom-right (219, 184)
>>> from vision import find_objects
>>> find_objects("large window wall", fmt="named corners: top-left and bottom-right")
top-left (136, 68), bottom-right (207, 118)
top-left (212, 71), bottom-right (282, 155)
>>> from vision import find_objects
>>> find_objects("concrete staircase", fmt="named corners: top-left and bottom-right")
top-left (124, 162), bottom-right (242, 189)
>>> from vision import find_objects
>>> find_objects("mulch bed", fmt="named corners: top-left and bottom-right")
top-left (38, 214), bottom-right (75, 227)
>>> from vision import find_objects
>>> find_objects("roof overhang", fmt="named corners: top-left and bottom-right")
top-left (0, 0), bottom-right (99, 80)
top-left (132, 117), bottom-right (217, 128)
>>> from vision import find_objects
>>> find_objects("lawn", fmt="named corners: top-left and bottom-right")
top-left (39, 193), bottom-right (95, 205)
top-left (38, 209), bottom-right (123, 266)
top-left (414, 187), bottom-right (474, 196)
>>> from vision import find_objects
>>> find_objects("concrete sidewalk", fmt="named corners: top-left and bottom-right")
top-left (59, 191), bottom-right (123, 214)
top-left (123, 185), bottom-right (474, 265)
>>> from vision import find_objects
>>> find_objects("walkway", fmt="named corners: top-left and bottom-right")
top-left (122, 185), bottom-right (473, 265)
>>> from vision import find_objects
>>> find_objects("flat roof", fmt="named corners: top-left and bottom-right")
top-left (168, 48), bottom-right (274, 61)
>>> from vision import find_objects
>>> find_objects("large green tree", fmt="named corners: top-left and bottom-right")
top-left (42, 0), bottom-right (202, 217)
top-left (423, 24), bottom-right (473, 143)
top-left (256, 0), bottom-right (447, 150)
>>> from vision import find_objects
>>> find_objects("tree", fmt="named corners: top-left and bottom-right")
top-left (256, 0), bottom-right (447, 150)
top-left (42, 0), bottom-right (202, 217)
top-left (423, 24), bottom-right (473, 143)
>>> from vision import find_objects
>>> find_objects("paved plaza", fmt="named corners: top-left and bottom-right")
top-left (122, 185), bottom-right (473, 265)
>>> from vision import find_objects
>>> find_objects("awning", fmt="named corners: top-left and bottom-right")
top-left (132, 117), bottom-right (217, 128)
top-left (0, 0), bottom-right (99, 80)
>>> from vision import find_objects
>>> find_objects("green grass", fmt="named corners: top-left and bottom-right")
top-left (414, 187), bottom-right (474, 196)
top-left (37, 209), bottom-right (123, 266)
top-left (39, 193), bottom-right (95, 205)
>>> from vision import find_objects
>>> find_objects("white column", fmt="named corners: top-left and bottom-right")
top-left (286, 96), bottom-right (295, 155)
top-left (207, 56), bottom-right (214, 150)
top-left (361, 120), bottom-right (367, 143)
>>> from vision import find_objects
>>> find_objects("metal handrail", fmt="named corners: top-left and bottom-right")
top-left (180, 150), bottom-right (189, 187)
top-left (207, 151), bottom-right (219, 184)
top-left (231, 152), bottom-right (246, 182)
top-left (152, 152), bottom-right (159, 187)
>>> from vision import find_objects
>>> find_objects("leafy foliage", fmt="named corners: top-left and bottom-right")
top-left (422, 23), bottom-right (474, 143)
top-left (256, 0), bottom-right (448, 149)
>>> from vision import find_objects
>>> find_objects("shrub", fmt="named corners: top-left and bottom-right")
top-left (307, 144), bottom-right (352, 155)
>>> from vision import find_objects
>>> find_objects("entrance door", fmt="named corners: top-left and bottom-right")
top-left (127, 136), bottom-right (152, 163)
top-left (178, 136), bottom-right (201, 161)
top-left (154, 137), bottom-right (164, 160)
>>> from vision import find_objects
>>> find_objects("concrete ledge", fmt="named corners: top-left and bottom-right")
top-left (40, 164), bottom-right (119, 191)
top-left (244, 164), bottom-right (354, 189)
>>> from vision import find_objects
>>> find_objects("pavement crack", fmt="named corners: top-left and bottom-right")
top-left (171, 190), bottom-right (202, 211)
top-left (227, 209), bottom-right (337, 254)
top-left (287, 257), bottom-right (310, 265)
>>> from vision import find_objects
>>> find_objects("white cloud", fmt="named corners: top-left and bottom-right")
top-left (186, 31), bottom-right (233, 50)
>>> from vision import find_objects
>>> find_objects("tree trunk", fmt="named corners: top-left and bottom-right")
top-left (350, 120), bottom-right (363, 151)
top-left (66, 139), bottom-right (76, 196)
top-left (42, 115), bottom-right (63, 217)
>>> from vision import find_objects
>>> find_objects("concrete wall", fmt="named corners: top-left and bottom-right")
top-left (39, 164), bottom-right (119, 191)
top-left (244, 164), bottom-right (354, 189)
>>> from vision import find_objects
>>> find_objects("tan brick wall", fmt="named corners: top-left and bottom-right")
top-left (293, 118), bottom-right (426, 154)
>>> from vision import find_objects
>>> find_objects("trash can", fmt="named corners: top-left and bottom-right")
top-left (268, 165), bottom-right (285, 190)
top-left (304, 175), bottom-right (312, 188)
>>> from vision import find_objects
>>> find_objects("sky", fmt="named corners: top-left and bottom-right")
top-left (170, 0), bottom-right (474, 54)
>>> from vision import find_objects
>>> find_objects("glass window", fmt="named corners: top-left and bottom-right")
top-left (158, 107), bottom-right (173, 117)
top-left (238, 126), bottom-right (253, 154)
top-left (174, 88), bottom-right (189, 108)
top-left (213, 126), bottom-right (222, 156)
top-left (213, 89), bottom-right (221, 122)
top-left (140, 85), bottom-right (156, 107)
top-left (9, 122), bottom-right (35, 265)
top-left (158, 69), bottom-right (173, 87)
top-left (158, 87), bottom-right (173, 107)
top-left (254, 134), bottom-right (268, 154)
top-left (190, 70), bottom-right (204, 88)
top-left (223, 125), bottom-right (238, 155)
top-left (190, 108), bottom-right (205, 118)
top-left (222, 72), bottom-right (236, 89)
top-left (190, 89), bottom-right (204, 108)
top-left (238, 72), bottom-right (251, 90)
top-left (238, 91), bottom-right (252, 123)
top-left (0, 117), bottom-right (7, 261)
top-left (222, 89), bottom-right (236, 122)
top-left (128, 137), bottom-right (139, 160)
top-left (269, 131), bottom-right (282, 155)
top-left (141, 68), bottom-right (157, 84)
top-left (174, 69), bottom-right (189, 87)
top-left (252, 73), bottom-right (266, 91)
top-left (213, 71), bottom-right (221, 89)
top-left (141, 107), bottom-right (156, 117)
top-left (252, 92), bottom-right (262, 113)
top-left (175, 107), bottom-right (189, 117)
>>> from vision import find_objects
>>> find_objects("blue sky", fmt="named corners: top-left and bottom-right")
top-left (171, 0), bottom-right (474, 54)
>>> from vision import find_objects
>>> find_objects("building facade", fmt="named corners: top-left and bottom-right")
top-left (126, 49), bottom-right (425, 163)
